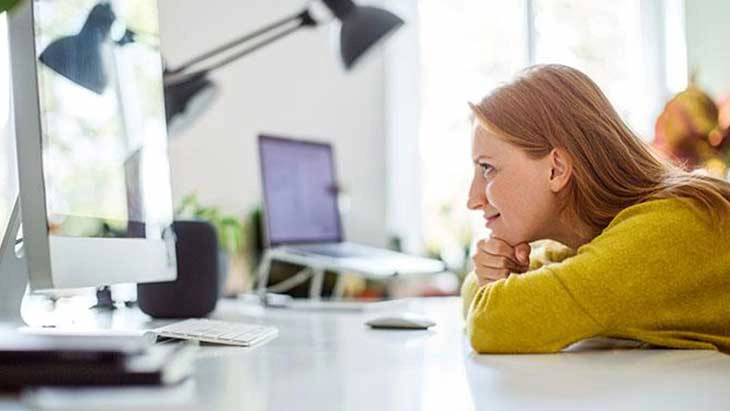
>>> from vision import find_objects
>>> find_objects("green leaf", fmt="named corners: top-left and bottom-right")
top-left (174, 192), bottom-right (248, 253)
top-left (0, 0), bottom-right (21, 12)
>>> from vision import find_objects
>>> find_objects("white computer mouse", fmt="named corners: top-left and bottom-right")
top-left (365, 313), bottom-right (436, 330)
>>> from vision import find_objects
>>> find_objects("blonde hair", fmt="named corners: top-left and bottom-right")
top-left (469, 64), bottom-right (730, 234)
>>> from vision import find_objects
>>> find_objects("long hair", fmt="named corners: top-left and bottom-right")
top-left (469, 64), bottom-right (730, 235)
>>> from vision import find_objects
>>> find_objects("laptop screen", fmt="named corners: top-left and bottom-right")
top-left (258, 135), bottom-right (343, 246)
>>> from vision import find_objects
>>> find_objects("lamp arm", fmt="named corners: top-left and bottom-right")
top-left (167, 9), bottom-right (317, 76)
top-left (193, 22), bottom-right (305, 75)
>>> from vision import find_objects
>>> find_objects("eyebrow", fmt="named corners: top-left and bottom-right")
top-left (472, 154), bottom-right (493, 163)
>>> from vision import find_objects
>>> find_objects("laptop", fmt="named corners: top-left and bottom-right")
top-left (257, 134), bottom-right (445, 277)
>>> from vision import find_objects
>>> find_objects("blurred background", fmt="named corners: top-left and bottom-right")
top-left (1, 0), bottom-right (728, 298)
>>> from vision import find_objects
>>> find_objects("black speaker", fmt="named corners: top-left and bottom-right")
top-left (137, 220), bottom-right (219, 318)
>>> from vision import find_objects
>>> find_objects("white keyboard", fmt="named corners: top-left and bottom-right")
top-left (150, 319), bottom-right (279, 347)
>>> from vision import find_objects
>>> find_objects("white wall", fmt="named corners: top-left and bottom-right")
top-left (157, 0), bottom-right (389, 246)
top-left (383, 0), bottom-right (422, 254)
top-left (685, 0), bottom-right (730, 97)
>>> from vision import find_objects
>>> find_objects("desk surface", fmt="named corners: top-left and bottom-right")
top-left (3, 296), bottom-right (730, 411)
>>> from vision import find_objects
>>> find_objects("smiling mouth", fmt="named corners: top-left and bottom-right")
top-left (485, 213), bottom-right (500, 225)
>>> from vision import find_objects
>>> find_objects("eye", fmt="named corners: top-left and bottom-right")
top-left (479, 162), bottom-right (494, 178)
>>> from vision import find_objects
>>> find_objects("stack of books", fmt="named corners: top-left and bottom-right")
top-left (0, 332), bottom-right (196, 391)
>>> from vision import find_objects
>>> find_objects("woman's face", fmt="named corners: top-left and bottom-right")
top-left (467, 123), bottom-right (559, 246)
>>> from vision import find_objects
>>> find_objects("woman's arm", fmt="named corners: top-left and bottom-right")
top-left (460, 240), bottom-right (602, 354)
top-left (461, 240), bottom-right (574, 319)
top-left (466, 267), bottom-right (604, 354)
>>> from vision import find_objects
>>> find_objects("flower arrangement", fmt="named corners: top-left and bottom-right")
top-left (652, 82), bottom-right (730, 180)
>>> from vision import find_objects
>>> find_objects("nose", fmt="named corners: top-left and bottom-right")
top-left (467, 172), bottom-right (486, 210)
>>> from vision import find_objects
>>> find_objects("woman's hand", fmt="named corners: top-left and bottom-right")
top-left (472, 237), bottom-right (531, 287)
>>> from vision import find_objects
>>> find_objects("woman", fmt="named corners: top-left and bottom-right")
top-left (461, 64), bottom-right (730, 354)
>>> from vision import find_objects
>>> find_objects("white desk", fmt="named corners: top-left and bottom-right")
top-left (2, 297), bottom-right (730, 410)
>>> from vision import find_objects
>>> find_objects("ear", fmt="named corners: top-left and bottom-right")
top-left (547, 148), bottom-right (572, 193)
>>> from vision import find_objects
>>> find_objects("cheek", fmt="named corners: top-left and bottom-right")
top-left (516, 187), bottom-right (555, 239)
top-left (487, 176), bottom-right (549, 243)
top-left (484, 181), bottom-right (504, 210)
top-left (485, 179), bottom-right (519, 213)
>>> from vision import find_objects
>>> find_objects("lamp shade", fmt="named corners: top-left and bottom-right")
top-left (339, 6), bottom-right (404, 70)
top-left (164, 71), bottom-right (219, 136)
top-left (38, 3), bottom-right (116, 94)
top-left (320, 0), bottom-right (404, 70)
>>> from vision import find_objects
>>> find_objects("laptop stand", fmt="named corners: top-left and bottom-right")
top-left (255, 247), bottom-right (430, 300)
top-left (255, 248), bottom-right (349, 300)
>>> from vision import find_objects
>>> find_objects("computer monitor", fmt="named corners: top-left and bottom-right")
top-left (5, 0), bottom-right (176, 292)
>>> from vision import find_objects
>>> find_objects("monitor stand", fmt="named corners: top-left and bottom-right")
top-left (90, 286), bottom-right (117, 311)
top-left (0, 197), bottom-right (28, 327)
top-left (1, 198), bottom-right (133, 326)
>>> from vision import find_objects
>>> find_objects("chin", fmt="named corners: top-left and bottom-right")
top-left (490, 230), bottom-right (518, 246)
top-left (491, 226), bottom-right (531, 246)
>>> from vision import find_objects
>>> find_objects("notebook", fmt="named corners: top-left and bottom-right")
top-left (258, 134), bottom-right (445, 278)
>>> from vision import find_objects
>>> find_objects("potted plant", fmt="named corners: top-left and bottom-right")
top-left (175, 194), bottom-right (253, 295)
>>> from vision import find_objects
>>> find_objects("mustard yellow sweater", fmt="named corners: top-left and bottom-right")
top-left (461, 198), bottom-right (730, 354)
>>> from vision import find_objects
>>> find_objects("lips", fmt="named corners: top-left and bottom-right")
top-left (485, 213), bottom-right (500, 226)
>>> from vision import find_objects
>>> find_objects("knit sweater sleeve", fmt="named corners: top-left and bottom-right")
top-left (460, 240), bottom-right (575, 320)
top-left (465, 266), bottom-right (605, 354)
top-left (462, 198), bottom-right (730, 354)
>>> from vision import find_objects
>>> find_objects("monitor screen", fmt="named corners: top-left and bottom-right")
top-left (33, 0), bottom-right (173, 240)
top-left (258, 135), bottom-right (343, 245)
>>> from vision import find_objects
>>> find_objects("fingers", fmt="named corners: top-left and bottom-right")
top-left (474, 267), bottom-right (510, 287)
top-left (472, 252), bottom-right (527, 273)
top-left (477, 237), bottom-right (515, 258)
top-left (473, 261), bottom-right (524, 287)
top-left (514, 243), bottom-right (532, 266)
top-left (476, 237), bottom-right (529, 269)
top-left (472, 237), bottom-right (531, 287)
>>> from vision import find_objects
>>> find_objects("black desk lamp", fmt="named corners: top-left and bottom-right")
top-left (39, 0), bottom-right (404, 133)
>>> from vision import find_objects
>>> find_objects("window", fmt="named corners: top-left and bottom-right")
top-left (417, 0), bottom-right (528, 268)
top-left (531, 0), bottom-right (680, 138)
top-left (387, 0), bottom-right (686, 271)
